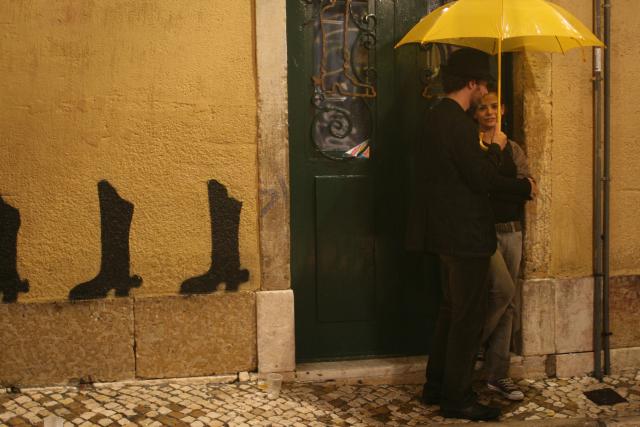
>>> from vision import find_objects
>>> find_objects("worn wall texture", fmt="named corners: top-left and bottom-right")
top-left (519, 0), bottom-right (640, 374)
top-left (607, 0), bottom-right (640, 276)
top-left (520, 0), bottom-right (640, 279)
top-left (0, 1), bottom-right (259, 384)
top-left (0, 0), bottom-right (259, 302)
top-left (549, 0), bottom-right (595, 278)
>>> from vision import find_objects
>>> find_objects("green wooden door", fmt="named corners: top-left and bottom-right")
top-left (288, 0), bottom-right (445, 362)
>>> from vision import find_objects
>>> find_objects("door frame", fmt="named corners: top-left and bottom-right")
top-left (253, 0), bottom-right (432, 370)
top-left (255, 0), bottom-right (295, 373)
top-left (252, 0), bottom-right (450, 371)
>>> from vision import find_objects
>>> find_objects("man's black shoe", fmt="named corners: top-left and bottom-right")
top-left (442, 402), bottom-right (501, 421)
top-left (421, 391), bottom-right (440, 405)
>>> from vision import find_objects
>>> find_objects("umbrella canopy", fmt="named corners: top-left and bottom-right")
top-left (396, 0), bottom-right (604, 53)
top-left (395, 0), bottom-right (604, 132)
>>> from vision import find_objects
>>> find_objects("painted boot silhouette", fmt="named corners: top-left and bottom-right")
top-left (0, 196), bottom-right (29, 303)
top-left (69, 181), bottom-right (141, 300)
top-left (181, 180), bottom-right (249, 294)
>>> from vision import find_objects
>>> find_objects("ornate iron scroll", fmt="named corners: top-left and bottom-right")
top-left (418, 43), bottom-right (448, 103)
top-left (420, 1), bottom-right (456, 104)
top-left (304, 0), bottom-right (376, 161)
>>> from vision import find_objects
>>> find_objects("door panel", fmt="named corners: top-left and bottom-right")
top-left (316, 175), bottom-right (375, 323)
top-left (288, 0), bottom-right (444, 362)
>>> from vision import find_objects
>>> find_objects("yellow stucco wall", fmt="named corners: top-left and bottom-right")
top-left (0, 1), bottom-right (260, 302)
top-left (543, 0), bottom-right (640, 277)
top-left (549, 0), bottom-right (594, 277)
top-left (608, 0), bottom-right (640, 275)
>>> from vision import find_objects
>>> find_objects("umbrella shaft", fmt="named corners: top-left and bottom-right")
top-left (497, 37), bottom-right (502, 132)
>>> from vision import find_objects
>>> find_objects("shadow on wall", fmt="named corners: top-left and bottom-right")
top-left (68, 179), bottom-right (250, 300)
top-left (0, 196), bottom-right (29, 303)
top-left (2, 179), bottom-right (249, 303)
top-left (180, 179), bottom-right (250, 294)
top-left (69, 180), bottom-right (142, 300)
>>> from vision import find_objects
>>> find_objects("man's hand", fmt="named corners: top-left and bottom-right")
top-left (492, 131), bottom-right (508, 150)
top-left (527, 177), bottom-right (538, 199)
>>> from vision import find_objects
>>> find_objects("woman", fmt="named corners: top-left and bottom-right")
top-left (474, 90), bottom-right (534, 401)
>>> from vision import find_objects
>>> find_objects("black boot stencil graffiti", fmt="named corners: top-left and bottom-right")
top-left (0, 196), bottom-right (29, 303)
top-left (181, 180), bottom-right (249, 294)
top-left (69, 181), bottom-right (142, 300)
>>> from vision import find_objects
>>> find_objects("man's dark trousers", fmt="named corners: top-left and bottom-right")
top-left (424, 255), bottom-right (490, 410)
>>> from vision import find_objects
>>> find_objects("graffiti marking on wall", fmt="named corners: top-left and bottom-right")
top-left (0, 196), bottom-right (29, 303)
top-left (69, 180), bottom-right (142, 300)
top-left (260, 175), bottom-right (288, 218)
top-left (181, 180), bottom-right (249, 294)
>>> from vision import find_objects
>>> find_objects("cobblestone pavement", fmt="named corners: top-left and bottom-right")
top-left (1, 371), bottom-right (640, 426)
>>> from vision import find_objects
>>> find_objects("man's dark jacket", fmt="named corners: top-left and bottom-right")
top-left (406, 98), bottom-right (531, 257)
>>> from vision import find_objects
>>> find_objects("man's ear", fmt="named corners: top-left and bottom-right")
top-left (467, 80), bottom-right (477, 90)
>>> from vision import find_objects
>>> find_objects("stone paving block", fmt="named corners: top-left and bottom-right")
top-left (553, 352), bottom-right (594, 378)
top-left (296, 356), bottom-right (427, 385)
top-left (0, 299), bottom-right (135, 387)
top-left (3, 316), bottom-right (640, 425)
top-left (610, 275), bottom-right (640, 349)
top-left (135, 293), bottom-right (256, 379)
top-left (522, 279), bottom-right (555, 356)
top-left (554, 277), bottom-right (593, 354)
top-left (611, 347), bottom-right (640, 374)
top-left (513, 355), bottom-right (549, 380)
top-left (257, 290), bottom-right (295, 373)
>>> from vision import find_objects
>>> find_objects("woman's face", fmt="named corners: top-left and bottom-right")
top-left (474, 92), bottom-right (502, 131)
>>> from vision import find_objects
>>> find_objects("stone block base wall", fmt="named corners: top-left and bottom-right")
top-left (2, 274), bottom-right (638, 386)
top-left (0, 293), bottom-right (257, 387)
top-left (521, 275), bottom-right (640, 378)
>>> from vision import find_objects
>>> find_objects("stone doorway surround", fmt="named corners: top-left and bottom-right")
top-left (253, 2), bottom-right (640, 380)
top-left (255, 0), bottom-right (295, 374)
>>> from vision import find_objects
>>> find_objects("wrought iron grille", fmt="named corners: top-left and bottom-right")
top-left (421, 0), bottom-right (455, 102)
top-left (304, 0), bottom-right (376, 161)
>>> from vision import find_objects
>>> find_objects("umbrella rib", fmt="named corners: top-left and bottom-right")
top-left (576, 37), bottom-right (586, 62)
top-left (556, 36), bottom-right (565, 54)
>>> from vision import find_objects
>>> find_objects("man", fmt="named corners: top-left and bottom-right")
top-left (406, 48), bottom-right (536, 421)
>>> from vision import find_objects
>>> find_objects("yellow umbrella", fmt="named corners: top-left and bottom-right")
top-left (395, 0), bottom-right (604, 130)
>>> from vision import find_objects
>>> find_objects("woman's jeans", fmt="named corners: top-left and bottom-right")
top-left (482, 230), bottom-right (523, 381)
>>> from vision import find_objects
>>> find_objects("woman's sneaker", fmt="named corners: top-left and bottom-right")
top-left (487, 378), bottom-right (524, 401)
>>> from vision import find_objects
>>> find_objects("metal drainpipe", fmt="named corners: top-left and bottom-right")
top-left (593, 0), bottom-right (603, 382)
top-left (603, 0), bottom-right (612, 375)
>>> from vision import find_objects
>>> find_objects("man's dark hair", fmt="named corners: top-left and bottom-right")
top-left (440, 48), bottom-right (493, 94)
top-left (441, 73), bottom-right (475, 94)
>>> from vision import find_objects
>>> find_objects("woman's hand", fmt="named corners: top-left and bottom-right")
top-left (492, 131), bottom-right (508, 150)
